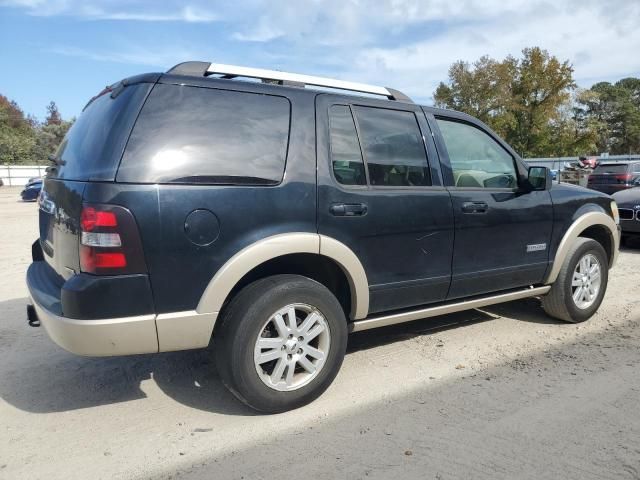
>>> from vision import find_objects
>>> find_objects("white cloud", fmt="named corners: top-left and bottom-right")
top-left (0, 0), bottom-right (218, 22)
top-left (5, 0), bottom-right (639, 102)
top-left (345, 0), bottom-right (640, 102)
top-left (48, 45), bottom-right (198, 67)
top-left (233, 17), bottom-right (284, 42)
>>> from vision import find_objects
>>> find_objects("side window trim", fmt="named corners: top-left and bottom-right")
top-left (347, 104), bottom-right (372, 187)
top-left (328, 104), bottom-right (369, 189)
top-left (351, 105), bottom-right (433, 189)
top-left (433, 115), bottom-right (520, 191)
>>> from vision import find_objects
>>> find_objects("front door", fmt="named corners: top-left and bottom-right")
top-left (316, 95), bottom-right (454, 316)
top-left (428, 113), bottom-right (553, 299)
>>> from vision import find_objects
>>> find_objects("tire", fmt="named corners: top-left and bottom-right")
top-left (214, 274), bottom-right (348, 413)
top-left (542, 237), bottom-right (608, 323)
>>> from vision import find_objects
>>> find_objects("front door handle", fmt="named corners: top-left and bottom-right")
top-left (330, 203), bottom-right (368, 217)
top-left (461, 201), bottom-right (488, 214)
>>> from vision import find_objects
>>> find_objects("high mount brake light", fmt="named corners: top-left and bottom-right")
top-left (79, 204), bottom-right (146, 275)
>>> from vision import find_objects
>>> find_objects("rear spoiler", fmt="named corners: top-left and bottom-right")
top-left (82, 73), bottom-right (162, 112)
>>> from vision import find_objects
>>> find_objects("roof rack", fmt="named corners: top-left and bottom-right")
top-left (167, 61), bottom-right (413, 103)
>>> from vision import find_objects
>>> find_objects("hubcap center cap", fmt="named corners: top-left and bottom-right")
top-left (285, 338), bottom-right (299, 353)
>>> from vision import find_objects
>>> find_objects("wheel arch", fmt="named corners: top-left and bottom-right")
top-left (545, 210), bottom-right (619, 284)
top-left (196, 233), bottom-right (369, 321)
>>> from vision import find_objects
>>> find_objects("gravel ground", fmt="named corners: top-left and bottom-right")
top-left (1, 185), bottom-right (639, 480)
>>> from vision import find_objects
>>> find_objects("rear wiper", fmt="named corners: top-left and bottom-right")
top-left (48, 154), bottom-right (66, 166)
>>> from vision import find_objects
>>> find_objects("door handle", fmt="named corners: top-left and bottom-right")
top-left (330, 203), bottom-right (368, 217)
top-left (461, 201), bottom-right (488, 214)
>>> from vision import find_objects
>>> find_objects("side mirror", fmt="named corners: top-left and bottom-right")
top-left (527, 166), bottom-right (551, 191)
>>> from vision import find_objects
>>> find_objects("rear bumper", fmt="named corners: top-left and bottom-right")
top-left (29, 296), bottom-right (158, 356)
top-left (26, 260), bottom-right (217, 356)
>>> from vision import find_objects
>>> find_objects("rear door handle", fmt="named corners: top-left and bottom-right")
top-left (330, 203), bottom-right (368, 217)
top-left (461, 201), bottom-right (488, 214)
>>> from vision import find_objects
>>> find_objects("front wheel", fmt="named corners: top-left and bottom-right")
top-left (214, 274), bottom-right (348, 413)
top-left (542, 238), bottom-right (609, 323)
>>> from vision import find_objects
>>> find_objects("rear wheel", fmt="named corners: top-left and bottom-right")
top-left (542, 238), bottom-right (608, 323)
top-left (214, 274), bottom-right (347, 413)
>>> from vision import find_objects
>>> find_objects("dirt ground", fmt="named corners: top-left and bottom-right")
top-left (1, 185), bottom-right (639, 480)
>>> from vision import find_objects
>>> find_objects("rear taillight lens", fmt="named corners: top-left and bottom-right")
top-left (616, 174), bottom-right (633, 184)
top-left (80, 207), bottom-right (118, 231)
top-left (79, 203), bottom-right (146, 275)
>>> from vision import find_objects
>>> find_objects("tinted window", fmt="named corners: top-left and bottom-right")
top-left (594, 164), bottom-right (628, 174)
top-left (52, 83), bottom-right (152, 181)
top-left (329, 105), bottom-right (365, 186)
top-left (118, 85), bottom-right (290, 185)
top-left (354, 106), bottom-right (430, 187)
top-left (437, 119), bottom-right (517, 189)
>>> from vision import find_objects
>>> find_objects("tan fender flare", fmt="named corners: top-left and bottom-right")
top-left (319, 235), bottom-right (369, 320)
top-left (545, 211), bottom-right (619, 285)
top-left (196, 233), bottom-right (370, 321)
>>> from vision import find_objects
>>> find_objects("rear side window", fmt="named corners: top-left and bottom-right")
top-left (594, 164), bottom-right (628, 174)
top-left (52, 83), bottom-right (152, 181)
top-left (353, 106), bottom-right (431, 187)
top-left (329, 105), bottom-right (366, 186)
top-left (118, 85), bottom-right (291, 185)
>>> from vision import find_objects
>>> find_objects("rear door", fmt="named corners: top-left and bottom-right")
top-left (317, 95), bottom-right (454, 315)
top-left (427, 112), bottom-right (553, 299)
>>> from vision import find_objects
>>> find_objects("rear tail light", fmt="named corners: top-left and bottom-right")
top-left (615, 174), bottom-right (633, 184)
top-left (79, 204), bottom-right (146, 275)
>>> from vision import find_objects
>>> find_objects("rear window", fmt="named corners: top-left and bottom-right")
top-left (52, 83), bottom-right (152, 181)
top-left (117, 85), bottom-right (291, 185)
top-left (594, 164), bottom-right (628, 174)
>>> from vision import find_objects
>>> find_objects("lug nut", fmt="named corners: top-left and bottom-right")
top-left (298, 336), bottom-right (304, 341)
top-left (297, 349), bottom-right (302, 354)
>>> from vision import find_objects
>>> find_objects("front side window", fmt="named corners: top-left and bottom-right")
top-left (436, 118), bottom-right (517, 189)
top-left (353, 106), bottom-right (431, 187)
top-left (329, 105), bottom-right (366, 186)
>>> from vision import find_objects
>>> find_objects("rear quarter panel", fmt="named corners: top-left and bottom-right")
top-left (108, 81), bottom-right (318, 314)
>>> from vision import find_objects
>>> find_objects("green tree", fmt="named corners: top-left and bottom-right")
top-left (45, 101), bottom-right (62, 126)
top-left (0, 95), bottom-right (74, 165)
top-left (508, 47), bottom-right (576, 156)
top-left (434, 47), bottom-right (584, 157)
top-left (0, 94), bottom-right (36, 164)
top-left (434, 56), bottom-right (515, 138)
top-left (582, 78), bottom-right (640, 155)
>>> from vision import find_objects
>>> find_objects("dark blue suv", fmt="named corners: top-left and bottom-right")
top-left (26, 62), bottom-right (620, 412)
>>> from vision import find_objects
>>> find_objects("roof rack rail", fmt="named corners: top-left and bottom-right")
top-left (167, 61), bottom-right (413, 103)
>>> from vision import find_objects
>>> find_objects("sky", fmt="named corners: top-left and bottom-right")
top-left (1, 0), bottom-right (639, 121)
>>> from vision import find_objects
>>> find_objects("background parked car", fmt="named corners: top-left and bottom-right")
top-left (612, 181), bottom-right (640, 246)
top-left (20, 179), bottom-right (42, 201)
top-left (587, 161), bottom-right (640, 194)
